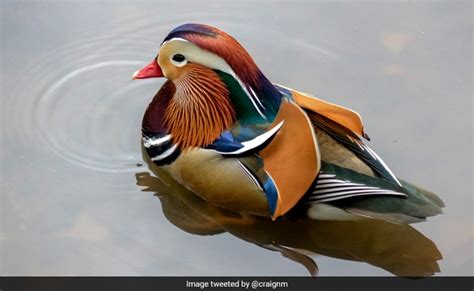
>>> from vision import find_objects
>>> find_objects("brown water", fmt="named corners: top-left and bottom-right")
top-left (1, 1), bottom-right (472, 276)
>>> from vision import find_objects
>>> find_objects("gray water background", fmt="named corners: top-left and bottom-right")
top-left (1, 1), bottom-right (472, 275)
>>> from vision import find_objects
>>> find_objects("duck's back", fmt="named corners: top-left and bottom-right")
top-left (293, 92), bottom-right (444, 224)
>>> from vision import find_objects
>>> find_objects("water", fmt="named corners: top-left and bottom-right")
top-left (1, 1), bottom-right (472, 276)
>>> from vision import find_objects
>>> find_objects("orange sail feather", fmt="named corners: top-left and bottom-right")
top-left (260, 100), bottom-right (320, 219)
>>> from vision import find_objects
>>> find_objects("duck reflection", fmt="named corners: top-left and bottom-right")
top-left (136, 157), bottom-right (442, 277)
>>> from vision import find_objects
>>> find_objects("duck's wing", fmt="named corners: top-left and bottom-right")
top-left (275, 84), bottom-right (401, 186)
top-left (307, 111), bottom-right (402, 186)
top-left (307, 162), bottom-right (443, 224)
top-left (208, 99), bottom-right (320, 219)
top-left (275, 84), bottom-right (368, 138)
top-left (259, 100), bottom-right (320, 218)
top-left (273, 85), bottom-right (443, 223)
top-left (308, 162), bottom-right (407, 205)
top-left (207, 121), bottom-right (283, 155)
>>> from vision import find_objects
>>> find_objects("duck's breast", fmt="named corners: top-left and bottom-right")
top-left (164, 148), bottom-right (270, 217)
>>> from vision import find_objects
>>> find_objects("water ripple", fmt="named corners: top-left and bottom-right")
top-left (3, 16), bottom-right (337, 174)
top-left (4, 34), bottom-right (163, 173)
top-left (32, 60), bottom-right (150, 173)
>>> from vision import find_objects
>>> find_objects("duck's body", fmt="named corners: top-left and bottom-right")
top-left (135, 23), bottom-right (443, 223)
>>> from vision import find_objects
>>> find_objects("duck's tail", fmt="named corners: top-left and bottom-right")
top-left (307, 163), bottom-right (444, 224)
top-left (341, 179), bottom-right (444, 224)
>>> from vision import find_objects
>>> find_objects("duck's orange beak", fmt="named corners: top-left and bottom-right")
top-left (133, 59), bottom-right (164, 79)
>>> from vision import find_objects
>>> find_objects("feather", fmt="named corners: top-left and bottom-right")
top-left (166, 149), bottom-right (270, 217)
top-left (308, 172), bottom-right (406, 204)
top-left (275, 84), bottom-right (367, 138)
top-left (162, 24), bottom-right (282, 123)
top-left (216, 71), bottom-right (275, 124)
top-left (307, 111), bottom-right (401, 186)
top-left (164, 64), bottom-right (235, 149)
top-left (142, 133), bottom-right (180, 166)
top-left (209, 121), bottom-right (284, 155)
top-left (142, 81), bottom-right (182, 166)
top-left (260, 100), bottom-right (320, 218)
top-left (307, 203), bottom-right (361, 221)
top-left (142, 80), bottom-right (175, 134)
top-left (306, 162), bottom-right (444, 224)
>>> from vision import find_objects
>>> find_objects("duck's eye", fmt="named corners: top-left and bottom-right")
top-left (170, 53), bottom-right (187, 67)
top-left (172, 54), bottom-right (186, 63)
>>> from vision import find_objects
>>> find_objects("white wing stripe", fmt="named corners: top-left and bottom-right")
top-left (344, 134), bottom-right (402, 187)
top-left (309, 171), bottom-right (406, 203)
top-left (309, 192), bottom-right (401, 203)
top-left (316, 179), bottom-right (347, 184)
top-left (313, 189), bottom-right (402, 199)
top-left (215, 121), bottom-right (284, 155)
top-left (237, 160), bottom-right (263, 191)
top-left (314, 185), bottom-right (377, 194)
top-left (249, 86), bottom-right (265, 109)
top-left (318, 173), bottom-right (336, 178)
top-left (365, 146), bottom-right (402, 186)
top-left (363, 143), bottom-right (377, 159)
top-left (315, 182), bottom-right (364, 189)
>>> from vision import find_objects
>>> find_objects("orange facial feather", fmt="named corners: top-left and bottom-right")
top-left (164, 64), bottom-right (236, 149)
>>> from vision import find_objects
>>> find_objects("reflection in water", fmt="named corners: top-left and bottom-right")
top-left (136, 149), bottom-right (442, 277)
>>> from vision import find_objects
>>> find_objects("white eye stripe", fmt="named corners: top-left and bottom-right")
top-left (161, 37), bottom-right (234, 75)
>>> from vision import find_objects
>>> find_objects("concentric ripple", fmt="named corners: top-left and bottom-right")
top-left (32, 60), bottom-right (154, 172)
top-left (3, 28), bottom-right (165, 173)
top-left (2, 14), bottom-right (336, 174)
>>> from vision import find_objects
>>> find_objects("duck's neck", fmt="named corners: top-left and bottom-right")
top-left (142, 69), bottom-right (283, 138)
top-left (142, 75), bottom-right (236, 150)
top-left (142, 80), bottom-right (175, 136)
top-left (215, 70), bottom-right (282, 125)
top-left (163, 67), bottom-right (236, 149)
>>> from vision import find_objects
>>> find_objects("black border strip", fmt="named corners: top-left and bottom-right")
top-left (0, 277), bottom-right (473, 291)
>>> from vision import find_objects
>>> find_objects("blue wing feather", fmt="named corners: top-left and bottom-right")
top-left (207, 122), bottom-right (284, 156)
top-left (238, 155), bottom-right (280, 217)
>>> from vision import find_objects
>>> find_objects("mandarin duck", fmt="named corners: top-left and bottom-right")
top-left (133, 23), bottom-right (444, 224)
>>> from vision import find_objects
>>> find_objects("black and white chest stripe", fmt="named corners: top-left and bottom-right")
top-left (142, 133), bottom-right (180, 165)
top-left (308, 173), bottom-right (406, 204)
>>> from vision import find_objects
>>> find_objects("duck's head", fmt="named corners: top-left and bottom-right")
top-left (134, 23), bottom-right (259, 84)
top-left (134, 23), bottom-right (282, 149)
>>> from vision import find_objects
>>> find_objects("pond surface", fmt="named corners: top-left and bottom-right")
top-left (1, 1), bottom-right (472, 276)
